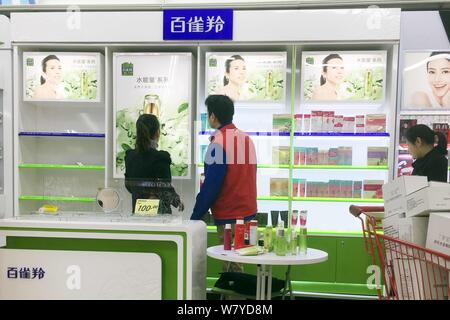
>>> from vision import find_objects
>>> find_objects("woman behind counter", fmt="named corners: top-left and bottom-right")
top-left (125, 114), bottom-right (184, 214)
top-left (406, 124), bottom-right (448, 182)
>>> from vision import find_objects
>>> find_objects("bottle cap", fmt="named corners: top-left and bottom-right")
top-left (236, 219), bottom-right (244, 224)
top-left (225, 224), bottom-right (231, 229)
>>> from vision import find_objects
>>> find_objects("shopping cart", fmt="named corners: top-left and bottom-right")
top-left (349, 205), bottom-right (450, 300)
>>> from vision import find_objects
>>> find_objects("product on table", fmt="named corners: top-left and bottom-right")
top-left (275, 213), bottom-right (287, 256)
top-left (273, 114), bottom-right (292, 133)
top-left (223, 224), bottom-right (232, 250)
top-left (294, 179), bottom-right (306, 197)
top-left (365, 114), bottom-right (386, 133)
top-left (38, 204), bottom-right (58, 214)
top-left (303, 114), bottom-right (311, 132)
top-left (363, 180), bottom-right (384, 199)
top-left (344, 147), bottom-right (353, 165)
top-left (353, 181), bottom-right (363, 198)
top-left (272, 146), bottom-right (290, 165)
top-left (249, 220), bottom-right (258, 246)
top-left (264, 213), bottom-right (273, 252)
top-left (367, 147), bottom-right (388, 166)
top-left (298, 210), bottom-right (308, 255)
top-left (343, 117), bottom-right (355, 133)
top-left (294, 114), bottom-right (302, 132)
top-left (399, 119), bottom-right (417, 144)
top-left (311, 111), bottom-right (323, 132)
top-left (270, 178), bottom-right (289, 196)
top-left (318, 150), bottom-right (328, 165)
top-left (234, 219), bottom-right (245, 250)
top-left (355, 115), bottom-right (365, 133)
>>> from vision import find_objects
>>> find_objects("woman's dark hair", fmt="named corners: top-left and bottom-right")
top-left (320, 54), bottom-right (343, 86)
top-left (426, 51), bottom-right (450, 70)
top-left (406, 124), bottom-right (448, 155)
top-left (135, 114), bottom-right (160, 153)
top-left (223, 55), bottom-right (245, 86)
top-left (40, 55), bottom-right (60, 85)
top-left (205, 94), bottom-right (234, 125)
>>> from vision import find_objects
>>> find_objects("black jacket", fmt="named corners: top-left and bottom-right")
top-left (124, 148), bottom-right (181, 214)
top-left (412, 147), bottom-right (448, 182)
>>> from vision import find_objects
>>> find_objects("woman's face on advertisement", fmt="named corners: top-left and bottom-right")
top-left (427, 58), bottom-right (450, 98)
top-left (324, 58), bottom-right (344, 85)
top-left (44, 59), bottom-right (63, 85)
top-left (227, 59), bottom-right (246, 86)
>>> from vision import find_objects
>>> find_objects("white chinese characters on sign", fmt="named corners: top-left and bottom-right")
top-left (171, 16), bottom-right (225, 33)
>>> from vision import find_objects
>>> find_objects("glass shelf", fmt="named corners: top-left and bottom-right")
top-left (294, 132), bottom-right (390, 137)
top-left (19, 164), bottom-right (105, 170)
top-left (199, 131), bottom-right (291, 137)
top-left (293, 165), bottom-right (388, 170)
top-left (19, 195), bottom-right (97, 203)
top-left (19, 131), bottom-right (106, 138)
top-left (197, 164), bottom-right (290, 169)
top-left (292, 197), bottom-right (383, 203)
top-left (257, 196), bottom-right (290, 201)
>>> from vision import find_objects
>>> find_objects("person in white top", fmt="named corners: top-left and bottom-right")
top-left (410, 52), bottom-right (450, 108)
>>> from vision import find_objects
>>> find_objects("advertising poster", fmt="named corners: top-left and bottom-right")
top-left (205, 52), bottom-right (287, 104)
top-left (301, 51), bottom-right (387, 103)
top-left (114, 53), bottom-right (192, 178)
top-left (23, 52), bottom-right (100, 101)
top-left (402, 51), bottom-right (450, 109)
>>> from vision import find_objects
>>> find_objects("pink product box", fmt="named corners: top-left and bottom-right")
top-left (311, 111), bottom-right (323, 132)
top-left (343, 117), bottom-right (355, 133)
top-left (334, 115), bottom-right (344, 133)
top-left (355, 115), bottom-right (365, 133)
top-left (323, 111), bottom-right (335, 132)
top-left (303, 114), bottom-right (311, 133)
top-left (294, 114), bottom-right (303, 133)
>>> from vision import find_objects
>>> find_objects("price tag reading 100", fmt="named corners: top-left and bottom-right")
top-left (134, 199), bottom-right (160, 216)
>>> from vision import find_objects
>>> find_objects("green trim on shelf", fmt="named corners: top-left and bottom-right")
top-left (293, 165), bottom-right (388, 170)
top-left (257, 196), bottom-right (290, 201)
top-left (292, 197), bottom-right (384, 203)
top-left (197, 164), bottom-right (289, 169)
top-left (19, 196), bottom-right (96, 203)
top-left (19, 164), bottom-right (105, 170)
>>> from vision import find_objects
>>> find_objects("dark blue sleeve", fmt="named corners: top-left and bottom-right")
top-left (191, 143), bottom-right (227, 220)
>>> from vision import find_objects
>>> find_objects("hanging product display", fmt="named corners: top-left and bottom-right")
top-left (301, 51), bottom-right (387, 103)
top-left (205, 52), bottom-right (287, 104)
top-left (402, 51), bottom-right (450, 110)
top-left (113, 53), bottom-right (192, 178)
top-left (23, 52), bottom-right (100, 102)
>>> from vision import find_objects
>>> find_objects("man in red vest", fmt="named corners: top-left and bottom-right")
top-left (191, 95), bottom-right (257, 271)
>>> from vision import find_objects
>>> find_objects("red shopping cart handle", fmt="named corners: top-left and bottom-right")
top-left (349, 205), bottom-right (384, 217)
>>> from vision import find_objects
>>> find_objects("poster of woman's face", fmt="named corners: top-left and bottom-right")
top-left (205, 52), bottom-right (287, 104)
top-left (402, 51), bottom-right (450, 109)
top-left (23, 52), bottom-right (100, 102)
top-left (302, 51), bottom-right (387, 103)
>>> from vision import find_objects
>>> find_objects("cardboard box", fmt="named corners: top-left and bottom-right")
top-left (382, 214), bottom-right (429, 247)
top-left (382, 176), bottom-right (428, 218)
top-left (405, 182), bottom-right (450, 218)
top-left (426, 212), bottom-right (450, 256)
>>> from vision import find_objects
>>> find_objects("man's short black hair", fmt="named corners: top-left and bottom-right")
top-left (205, 95), bottom-right (234, 125)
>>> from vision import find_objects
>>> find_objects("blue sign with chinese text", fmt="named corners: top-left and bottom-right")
top-left (163, 9), bottom-right (233, 41)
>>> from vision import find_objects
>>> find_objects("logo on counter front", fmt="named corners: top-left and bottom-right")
top-left (7, 267), bottom-right (45, 280)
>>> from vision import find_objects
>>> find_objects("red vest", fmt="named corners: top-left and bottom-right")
top-left (210, 124), bottom-right (258, 220)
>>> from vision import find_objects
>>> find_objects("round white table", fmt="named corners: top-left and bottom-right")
top-left (207, 245), bottom-right (328, 300)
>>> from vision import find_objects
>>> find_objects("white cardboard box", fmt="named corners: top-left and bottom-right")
top-left (382, 214), bottom-right (429, 247)
top-left (426, 212), bottom-right (450, 257)
top-left (382, 176), bottom-right (428, 218)
top-left (405, 182), bottom-right (450, 218)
